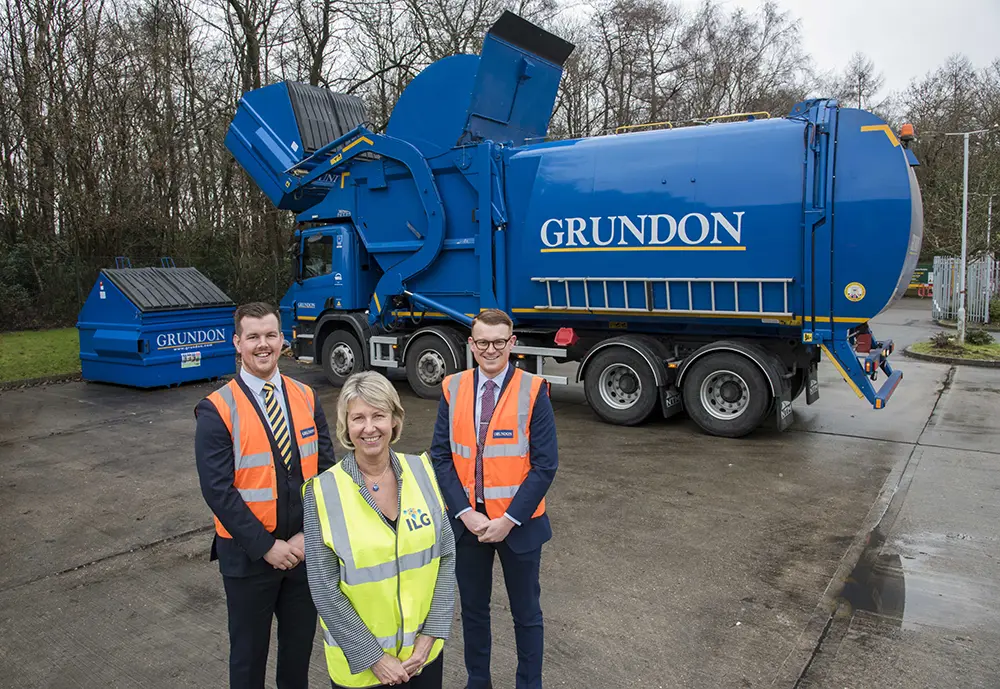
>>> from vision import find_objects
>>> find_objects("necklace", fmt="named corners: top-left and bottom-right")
top-left (359, 460), bottom-right (391, 492)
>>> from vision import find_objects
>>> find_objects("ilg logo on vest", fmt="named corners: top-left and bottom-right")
top-left (403, 507), bottom-right (432, 531)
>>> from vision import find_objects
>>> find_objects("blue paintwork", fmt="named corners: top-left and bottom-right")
top-left (385, 55), bottom-right (480, 157)
top-left (461, 27), bottom-right (567, 147)
top-left (282, 224), bottom-right (377, 338)
top-left (227, 16), bottom-right (923, 410)
top-left (224, 82), bottom-right (336, 212)
top-left (77, 271), bottom-right (236, 388)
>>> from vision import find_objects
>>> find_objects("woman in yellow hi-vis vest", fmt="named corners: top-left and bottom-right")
top-left (303, 371), bottom-right (456, 688)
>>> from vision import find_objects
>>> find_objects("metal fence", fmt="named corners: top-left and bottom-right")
top-left (931, 255), bottom-right (999, 323)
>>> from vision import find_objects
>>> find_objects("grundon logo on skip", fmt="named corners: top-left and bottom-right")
top-left (539, 211), bottom-right (746, 250)
top-left (156, 328), bottom-right (227, 349)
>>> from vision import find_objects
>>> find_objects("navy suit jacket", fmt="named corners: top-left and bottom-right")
top-left (430, 363), bottom-right (558, 554)
top-left (194, 374), bottom-right (336, 577)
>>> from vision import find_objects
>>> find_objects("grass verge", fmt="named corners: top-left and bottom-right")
top-left (0, 328), bottom-right (80, 382)
top-left (911, 340), bottom-right (1000, 361)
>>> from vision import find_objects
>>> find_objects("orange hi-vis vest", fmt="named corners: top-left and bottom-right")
top-left (206, 375), bottom-right (320, 538)
top-left (443, 367), bottom-right (546, 520)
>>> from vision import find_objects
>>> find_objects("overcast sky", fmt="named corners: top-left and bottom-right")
top-left (679, 0), bottom-right (1000, 95)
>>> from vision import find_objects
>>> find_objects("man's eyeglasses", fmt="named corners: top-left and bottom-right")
top-left (472, 337), bottom-right (513, 351)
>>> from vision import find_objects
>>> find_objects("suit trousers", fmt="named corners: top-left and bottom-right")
top-left (456, 506), bottom-right (544, 689)
top-left (222, 568), bottom-right (317, 689)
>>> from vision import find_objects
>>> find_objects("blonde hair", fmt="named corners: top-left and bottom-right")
top-left (335, 371), bottom-right (405, 450)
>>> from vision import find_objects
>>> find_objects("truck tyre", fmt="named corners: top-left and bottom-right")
top-left (321, 330), bottom-right (363, 387)
top-left (583, 347), bottom-right (658, 426)
top-left (405, 335), bottom-right (458, 400)
top-left (790, 369), bottom-right (806, 401)
top-left (682, 352), bottom-right (771, 438)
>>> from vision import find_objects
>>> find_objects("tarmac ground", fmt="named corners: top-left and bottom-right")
top-left (1, 297), bottom-right (997, 688)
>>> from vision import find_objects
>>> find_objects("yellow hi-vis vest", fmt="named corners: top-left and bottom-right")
top-left (309, 451), bottom-right (446, 688)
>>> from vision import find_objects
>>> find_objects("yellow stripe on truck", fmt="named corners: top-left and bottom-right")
top-left (819, 344), bottom-right (864, 399)
top-left (860, 124), bottom-right (900, 147)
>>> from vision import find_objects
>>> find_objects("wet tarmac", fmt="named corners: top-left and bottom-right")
top-left (793, 363), bottom-right (1000, 689)
top-left (1, 298), bottom-right (997, 688)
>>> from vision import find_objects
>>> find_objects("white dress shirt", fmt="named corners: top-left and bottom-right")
top-left (240, 366), bottom-right (289, 431)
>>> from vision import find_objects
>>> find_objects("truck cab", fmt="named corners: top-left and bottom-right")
top-left (280, 223), bottom-right (377, 359)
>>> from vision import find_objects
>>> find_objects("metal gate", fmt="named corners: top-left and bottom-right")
top-left (932, 255), bottom-right (998, 323)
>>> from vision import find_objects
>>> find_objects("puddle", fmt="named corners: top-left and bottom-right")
top-left (837, 522), bottom-right (1000, 631)
top-left (838, 525), bottom-right (906, 623)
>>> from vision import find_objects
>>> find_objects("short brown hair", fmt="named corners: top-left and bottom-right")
top-left (471, 308), bottom-right (513, 333)
top-left (234, 302), bottom-right (281, 336)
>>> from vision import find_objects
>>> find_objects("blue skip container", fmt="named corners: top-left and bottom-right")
top-left (77, 264), bottom-right (237, 388)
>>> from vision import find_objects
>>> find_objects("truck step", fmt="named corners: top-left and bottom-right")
top-left (296, 356), bottom-right (314, 364)
top-left (370, 335), bottom-right (400, 369)
top-left (874, 369), bottom-right (903, 409)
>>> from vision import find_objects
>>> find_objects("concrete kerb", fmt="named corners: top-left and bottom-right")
top-left (902, 345), bottom-right (1000, 368)
top-left (932, 318), bottom-right (1000, 332)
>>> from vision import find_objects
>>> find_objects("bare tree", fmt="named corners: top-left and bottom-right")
top-left (0, 0), bottom-right (994, 329)
top-left (681, 0), bottom-right (808, 119)
top-left (289, 0), bottom-right (342, 86)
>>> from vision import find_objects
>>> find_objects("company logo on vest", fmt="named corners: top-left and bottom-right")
top-left (156, 327), bottom-right (227, 350)
top-left (403, 507), bottom-right (432, 531)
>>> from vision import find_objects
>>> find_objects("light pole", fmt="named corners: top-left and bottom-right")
top-left (942, 126), bottom-right (999, 344)
top-left (990, 193), bottom-right (995, 323)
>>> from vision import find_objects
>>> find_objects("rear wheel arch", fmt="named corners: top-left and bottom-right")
top-left (314, 313), bottom-right (370, 368)
top-left (676, 341), bottom-right (783, 399)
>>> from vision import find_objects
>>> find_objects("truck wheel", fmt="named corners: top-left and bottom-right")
top-left (321, 330), bottom-right (363, 387)
top-left (405, 336), bottom-right (458, 400)
top-left (790, 369), bottom-right (806, 401)
top-left (682, 352), bottom-right (771, 438)
top-left (583, 348), bottom-right (658, 426)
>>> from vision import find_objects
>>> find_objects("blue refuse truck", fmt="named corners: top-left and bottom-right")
top-left (225, 12), bottom-right (923, 438)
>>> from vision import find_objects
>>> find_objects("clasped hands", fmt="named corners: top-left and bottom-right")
top-left (372, 634), bottom-right (435, 685)
top-left (460, 510), bottom-right (513, 543)
top-left (264, 532), bottom-right (305, 570)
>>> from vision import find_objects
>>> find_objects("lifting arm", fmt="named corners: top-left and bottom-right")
top-left (283, 125), bottom-right (447, 327)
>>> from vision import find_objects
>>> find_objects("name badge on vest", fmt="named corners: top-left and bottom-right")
top-left (492, 429), bottom-right (514, 439)
top-left (300, 427), bottom-right (316, 439)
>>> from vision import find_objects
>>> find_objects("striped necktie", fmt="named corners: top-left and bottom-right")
top-left (263, 381), bottom-right (292, 470)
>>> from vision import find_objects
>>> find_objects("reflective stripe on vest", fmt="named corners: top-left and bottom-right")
top-left (443, 368), bottom-right (545, 520)
top-left (311, 452), bottom-right (445, 688)
top-left (323, 627), bottom-right (421, 652)
top-left (207, 375), bottom-right (320, 538)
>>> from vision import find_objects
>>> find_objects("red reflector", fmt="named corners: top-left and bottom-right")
top-left (554, 327), bottom-right (578, 347)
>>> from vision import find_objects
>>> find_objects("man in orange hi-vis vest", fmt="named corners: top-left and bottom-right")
top-left (430, 308), bottom-right (559, 689)
top-left (195, 302), bottom-right (336, 689)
